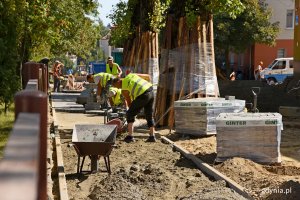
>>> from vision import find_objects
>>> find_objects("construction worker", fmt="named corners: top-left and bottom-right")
top-left (229, 70), bottom-right (236, 81)
top-left (107, 87), bottom-right (124, 108)
top-left (86, 72), bottom-right (114, 103)
top-left (254, 61), bottom-right (263, 80)
top-left (52, 61), bottom-right (64, 92)
top-left (106, 56), bottom-right (122, 77)
top-left (112, 73), bottom-right (157, 143)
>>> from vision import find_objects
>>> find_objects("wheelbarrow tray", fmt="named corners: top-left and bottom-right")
top-left (72, 124), bottom-right (117, 156)
top-left (72, 142), bottom-right (114, 156)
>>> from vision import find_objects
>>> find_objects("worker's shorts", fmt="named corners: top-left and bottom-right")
top-left (126, 87), bottom-right (155, 127)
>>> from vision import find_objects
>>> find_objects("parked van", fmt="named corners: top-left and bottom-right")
top-left (260, 57), bottom-right (293, 85)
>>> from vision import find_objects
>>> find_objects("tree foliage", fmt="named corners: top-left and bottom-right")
top-left (0, 0), bottom-right (106, 111)
top-left (108, 0), bottom-right (136, 47)
top-left (0, 0), bottom-right (21, 111)
top-left (108, 0), bottom-right (245, 47)
top-left (205, 0), bottom-right (245, 19)
top-left (20, 0), bottom-right (101, 61)
top-left (214, 0), bottom-right (279, 73)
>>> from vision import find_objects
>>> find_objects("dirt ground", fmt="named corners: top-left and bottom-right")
top-left (56, 115), bottom-right (300, 200)
top-left (171, 117), bottom-right (300, 200)
top-left (49, 89), bottom-right (300, 200)
top-left (60, 131), bottom-right (245, 200)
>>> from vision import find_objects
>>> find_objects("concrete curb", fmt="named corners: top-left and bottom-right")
top-left (161, 136), bottom-right (253, 200)
top-left (52, 108), bottom-right (69, 200)
top-left (54, 135), bottom-right (69, 200)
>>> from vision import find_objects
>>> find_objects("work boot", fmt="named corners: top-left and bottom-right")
top-left (124, 135), bottom-right (135, 143)
top-left (146, 136), bottom-right (156, 142)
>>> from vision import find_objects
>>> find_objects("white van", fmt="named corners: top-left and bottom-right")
top-left (260, 57), bottom-right (293, 85)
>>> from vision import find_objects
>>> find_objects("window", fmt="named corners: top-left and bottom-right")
top-left (229, 53), bottom-right (235, 68)
top-left (230, 54), bottom-right (235, 65)
top-left (277, 49), bottom-right (286, 58)
top-left (286, 10), bottom-right (294, 28)
top-left (289, 60), bottom-right (293, 68)
top-left (238, 53), bottom-right (244, 67)
top-left (272, 61), bottom-right (286, 70)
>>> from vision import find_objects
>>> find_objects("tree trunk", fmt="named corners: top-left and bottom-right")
top-left (225, 48), bottom-right (230, 79)
top-left (4, 102), bottom-right (9, 114)
top-left (155, 14), bottom-right (219, 127)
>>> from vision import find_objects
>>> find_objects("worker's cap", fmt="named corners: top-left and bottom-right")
top-left (107, 56), bottom-right (113, 61)
top-left (107, 89), bottom-right (116, 98)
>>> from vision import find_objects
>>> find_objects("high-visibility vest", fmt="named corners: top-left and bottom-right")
top-left (122, 74), bottom-right (152, 100)
top-left (94, 72), bottom-right (113, 87)
top-left (106, 63), bottom-right (119, 76)
top-left (109, 87), bottom-right (122, 106)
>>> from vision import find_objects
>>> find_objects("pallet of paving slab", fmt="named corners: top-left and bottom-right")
top-left (174, 98), bottom-right (245, 136)
top-left (215, 113), bottom-right (282, 164)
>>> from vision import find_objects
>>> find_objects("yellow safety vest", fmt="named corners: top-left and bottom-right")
top-left (122, 74), bottom-right (152, 100)
top-left (94, 72), bottom-right (113, 87)
top-left (109, 87), bottom-right (122, 106)
top-left (106, 63), bottom-right (119, 76)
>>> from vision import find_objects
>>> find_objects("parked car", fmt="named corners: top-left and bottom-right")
top-left (261, 57), bottom-right (293, 85)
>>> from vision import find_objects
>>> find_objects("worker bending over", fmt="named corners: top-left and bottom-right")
top-left (112, 73), bottom-right (156, 142)
top-left (107, 86), bottom-right (125, 109)
top-left (106, 56), bottom-right (122, 77)
top-left (87, 72), bottom-right (114, 103)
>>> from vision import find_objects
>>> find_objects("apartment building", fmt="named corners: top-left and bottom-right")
top-left (229, 0), bottom-right (295, 79)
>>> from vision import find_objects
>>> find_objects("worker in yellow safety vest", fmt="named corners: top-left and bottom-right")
top-left (112, 73), bottom-right (157, 143)
top-left (87, 72), bottom-right (114, 103)
top-left (107, 87), bottom-right (124, 107)
top-left (106, 56), bottom-right (122, 77)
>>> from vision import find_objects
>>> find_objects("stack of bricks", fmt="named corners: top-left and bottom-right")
top-left (76, 83), bottom-right (101, 110)
top-left (84, 83), bottom-right (101, 110)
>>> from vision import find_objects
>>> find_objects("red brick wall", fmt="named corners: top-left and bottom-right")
top-left (227, 39), bottom-right (293, 79)
top-left (253, 40), bottom-right (294, 70)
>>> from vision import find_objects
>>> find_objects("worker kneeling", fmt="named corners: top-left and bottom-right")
top-left (87, 72), bottom-right (114, 105)
top-left (112, 73), bottom-right (157, 143)
top-left (107, 87), bottom-right (125, 110)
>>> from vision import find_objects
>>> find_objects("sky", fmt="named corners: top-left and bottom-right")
top-left (97, 0), bottom-right (125, 26)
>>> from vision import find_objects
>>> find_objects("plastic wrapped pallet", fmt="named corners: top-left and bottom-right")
top-left (216, 113), bottom-right (282, 164)
top-left (174, 97), bottom-right (245, 136)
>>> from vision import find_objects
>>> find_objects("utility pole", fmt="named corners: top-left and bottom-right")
top-left (294, 0), bottom-right (300, 78)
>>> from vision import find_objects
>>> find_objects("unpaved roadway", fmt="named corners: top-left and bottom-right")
top-left (50, 92), bottom-right (300, 200)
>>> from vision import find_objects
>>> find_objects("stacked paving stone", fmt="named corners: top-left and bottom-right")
top-left (216, 113), bottom-right (282, 164)
top-left (76, 83), bottom-right (101, 110)
top-left (84, 96), bottom-right (101, 110)
top-left (174, 98), bottom-right (245, 136)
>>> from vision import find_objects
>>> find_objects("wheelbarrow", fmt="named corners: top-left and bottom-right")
top-left (72, 124), bottom-right (117, 174)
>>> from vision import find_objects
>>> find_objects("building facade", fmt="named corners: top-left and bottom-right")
top-left (229, 0), bottom-right (295, 79)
